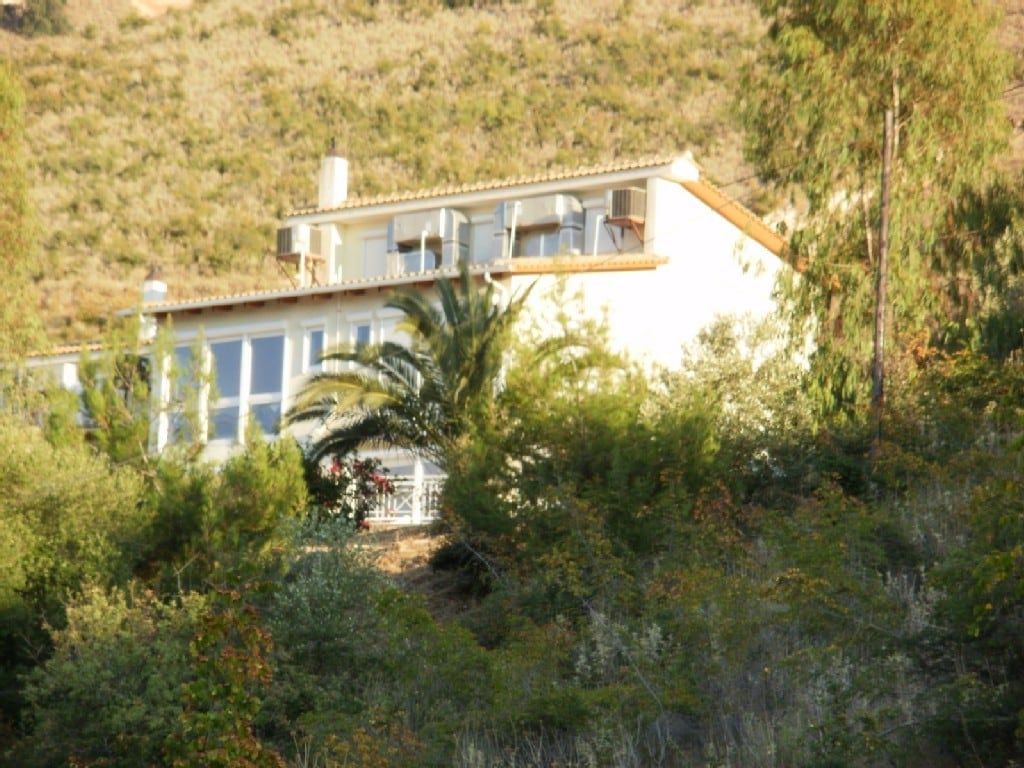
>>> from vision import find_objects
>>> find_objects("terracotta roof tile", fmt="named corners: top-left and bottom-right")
top-left (290, 155), bottom-right (687, 216)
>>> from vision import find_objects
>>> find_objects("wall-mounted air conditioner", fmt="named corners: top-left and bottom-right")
top-left (276, 224), bottom-right (310, 257)
top-left (276, 224), bottom-right (324, 286)
top-left (606, 187), bottom-right (647, 225)
top-left (492, 194), bottom-right (584, 260)
top-left (387, 208), bottom-right (469, 274)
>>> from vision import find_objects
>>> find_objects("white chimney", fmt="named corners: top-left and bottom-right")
top-left (139, 267), bottom-right (165, 342)
top-left (142, 266), bottom-right (167, 304)
top-left (318, 148), bottom-right (348, 210)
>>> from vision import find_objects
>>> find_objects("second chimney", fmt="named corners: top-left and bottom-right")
top-left (318, 147), bottom-right (348, 210)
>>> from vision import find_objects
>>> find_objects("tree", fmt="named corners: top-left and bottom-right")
top-left (137, 432), bottom-right (308, 593)
top-left (76, 320), bottom-right (157, 467)
top-left (0, 415), bottom-right (145, 739)
top-left (739, 0), bottom-right (1012, 415)
top-left (286, 263), bottom-right (530, 470)
top-left (167, 584), bottom-right (286, 768)
top-left (13, 587), bottom-right (204, 768)
top-left (0, 62), bottom-right (43, 363)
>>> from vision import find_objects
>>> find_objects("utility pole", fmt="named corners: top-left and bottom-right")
top-left (871, 109), bottom-right (894, 464)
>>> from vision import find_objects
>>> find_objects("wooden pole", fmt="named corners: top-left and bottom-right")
top-left (871, 109), bottom-right (894, 463)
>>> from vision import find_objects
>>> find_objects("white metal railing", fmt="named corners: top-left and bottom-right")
top-left (366, 476), bottom-right (444, 524)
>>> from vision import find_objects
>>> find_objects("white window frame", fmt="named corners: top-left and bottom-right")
top-left (302, 322), bottom-right (327, 374)
top-left (165, 325), bottom-right (287, 447)
top-left (245, 332), bottom-right (286, 440)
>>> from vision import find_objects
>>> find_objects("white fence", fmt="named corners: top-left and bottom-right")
top-left (366, 476), bottom-right (444, 524)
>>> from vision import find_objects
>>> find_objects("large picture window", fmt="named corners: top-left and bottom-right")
top-left (167, 332), bottom-right (286, 447)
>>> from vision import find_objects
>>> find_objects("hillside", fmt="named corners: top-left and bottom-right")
top-left (3, 0), bottom-right (1024, 343)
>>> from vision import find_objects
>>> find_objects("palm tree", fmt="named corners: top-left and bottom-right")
top-left (286, 264), bottom-right (531, 470)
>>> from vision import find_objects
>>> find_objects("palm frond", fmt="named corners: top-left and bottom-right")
top-left (289, 262), bottom-right (532, 468)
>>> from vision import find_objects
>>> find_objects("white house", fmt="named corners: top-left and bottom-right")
top-left (36, 152), bottom-right (787, 523)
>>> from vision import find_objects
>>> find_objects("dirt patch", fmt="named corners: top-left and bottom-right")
top-left (360, 523), bottom-right (480, 621)
top-left (363, 523), bottom-right (441, 575)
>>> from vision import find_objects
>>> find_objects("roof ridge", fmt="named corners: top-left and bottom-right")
top-left (290, 154), bottom-right (691, 216)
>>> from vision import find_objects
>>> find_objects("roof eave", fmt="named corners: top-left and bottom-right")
top-left (286, 155), bottom-right (701, 224)
top-left (122, 264), bottom-right (517, 319)
top-left (681, 179), bottom-right (788, 258)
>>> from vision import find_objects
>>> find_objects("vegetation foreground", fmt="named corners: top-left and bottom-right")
top-left (1, 305), bottom-right (1024, 767)
top-left (8, 208), bottom-right (1024, 766)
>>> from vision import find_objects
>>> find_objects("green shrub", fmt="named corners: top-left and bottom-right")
top-left (1, 0), bottom-right (70, 37)
top-left (13, 587), bottom-right (204, 768)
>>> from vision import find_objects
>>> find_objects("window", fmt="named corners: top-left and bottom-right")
top-left (304, 327), bottom-right (325, 373)
top-left (396, 242), bottom-right (441, 273)
top-left (210, 339), bottom-right (242, 441)
top-left (354, 322), bottom-right (372, 350)
top-left (248, 334), bottom-right (284, 436)
top-left (169, 343), bottom-right (199, 444)
top-left (166, 333), bottom-right (287, 447)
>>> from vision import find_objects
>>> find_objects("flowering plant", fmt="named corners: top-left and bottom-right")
top-left (303, 453), bottom-right (394, 527)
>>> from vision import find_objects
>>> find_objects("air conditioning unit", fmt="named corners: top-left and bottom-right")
top-left (276, 224), bottom-right (310, 257)
top-left (607, 187), bottom-right (647, 224)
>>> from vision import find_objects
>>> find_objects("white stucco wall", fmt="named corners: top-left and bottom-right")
top-left (509, 178), bottom-right (781, 370)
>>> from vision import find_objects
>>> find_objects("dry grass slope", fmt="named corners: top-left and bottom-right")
top-left (3, 0), bottom-right (1023, 344)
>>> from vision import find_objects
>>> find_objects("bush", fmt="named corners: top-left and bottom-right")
top-left (13, 587), bottom-right (204, 768)
top-left (1, 0), bottom-right (71, 37)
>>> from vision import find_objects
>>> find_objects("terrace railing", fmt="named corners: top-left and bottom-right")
top-left (366, 475), bottom-right (444, 525)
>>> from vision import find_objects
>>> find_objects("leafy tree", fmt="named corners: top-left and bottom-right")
top-left (167, 584), bottom-right (286, 768)
top-left (0, 62), bottom-right (43, 363)
top-left (211, 431), bottom-right (308, 564)
top-left (936, 178), bottom-right (1024, 358)
top-left (76, 320), bottom-right (159, 467)
top-left (668, 315), bottom-right (819, 499)
top-left (261, 519), bottom-right (391, 750)
top-left (0, 416), bottom-right (145, 739)
top-left (739, 0), bottom-right (1012, 415)
top-left (444, 301), bottom-right (721, 618)
top-left (287, 263), bottom-right (530, 469)
top-left (138, 432), bottom-right (307, 593)
top-left (13, 587), bottom-right (204, 768)
top-left (302, 453), bottom-right (393, 527)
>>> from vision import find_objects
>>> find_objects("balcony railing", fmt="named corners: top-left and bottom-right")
top-left (366, 476), bottom-right (444, 525)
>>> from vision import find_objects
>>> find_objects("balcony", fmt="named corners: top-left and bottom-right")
top-left (366, 475), bottom-right (444, 525)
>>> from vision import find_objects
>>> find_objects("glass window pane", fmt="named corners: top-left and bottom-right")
top-left (250, 335), bottom-right (284, 395)
top-left (355, 324), bottom-right (371, 349)
top-left (211, 405), bottom-right (239, 441)
top-left (173, 345), bottom-right (194, 398)
top-left (307, 329), bottom-right (324, 369)
top-left (210, 340), bottom-right (242, 398)
top-left (170, 410), bottom-right (192, 444)
top-left (251, 402), bottom-right (281, 435)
